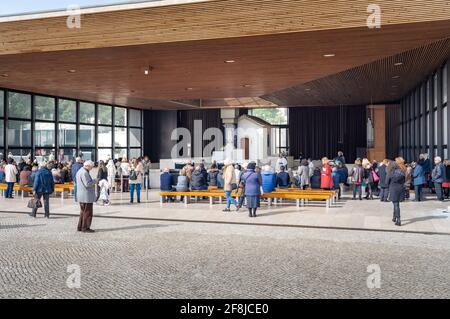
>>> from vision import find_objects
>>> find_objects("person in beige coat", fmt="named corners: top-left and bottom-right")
top-left (223, 159), bottom-right (238, 212)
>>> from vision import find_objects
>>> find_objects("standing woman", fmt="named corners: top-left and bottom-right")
top-left (106, 159), bottom-right (117, 192)
top-left (120, 158), bottom-right (131, 192)
top-left (129, 158), bottom-right (144, 203)
top-left (223, 159), bottom-right (238, 212)
top-left (297, 159), bottom-right (310, 190)
top-left (386, 161), bottom-right (406, 226)
top-left (350, 159), bottom-right (364, 200)
top-left (320, 157), bottom-right (334, 190)
top-left (378, 159), bottom-right (390, 202)
top-left (241, 162), bottom-right (262, 218)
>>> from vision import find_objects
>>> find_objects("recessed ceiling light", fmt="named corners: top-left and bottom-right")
top-left (185, 87), bottom-right (193, 91)
top-left (242, 84), bottom-right (252, 88)
top-left (323, 54), bottom-right (335, 58)
top-left (224, 60), bottom-right (236, 63)
top-left (1, 73), bottom-right (8, 77)
top-left (68, 70), bottom-right (76, 73)
top-left (305, 88), bottom-right (311, 91)
top-left (392, 75), bottom-right (400, 79)
top-left (394, 62), bottom-right (403, 66)
top-left (144, 66), bottom-right (154, 75)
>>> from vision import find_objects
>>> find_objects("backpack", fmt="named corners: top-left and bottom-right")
top-left (129, 169), bottom-right (137, 181)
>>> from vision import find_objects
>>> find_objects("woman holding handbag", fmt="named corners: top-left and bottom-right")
top-left (30, 162), bottom-right (54, 218)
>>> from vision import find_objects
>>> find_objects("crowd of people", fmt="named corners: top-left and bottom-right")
top-left (158, 152), bottom-right (449, 225)
top-left (1, 150), bottom-right (448, 228)
top-left (0, 155), bottom-right (153, 232)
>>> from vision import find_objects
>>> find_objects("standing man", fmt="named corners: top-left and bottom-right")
top-left (432, 156), bottom-right (445, 202)
top-left (411, 161), bottom-right (425, 202)
top-left (30, 162), bottom-right (55, 218)
top-left (71, 157), bottom-right (83, 202)
top-left (142, 156), bottom-right (152, 189)
top-left (335, 151), bottom-right (346, 165)
top-left (76, 161), bottom-right (97, 233)
top-left (4, 158), bottom-right (18, 199)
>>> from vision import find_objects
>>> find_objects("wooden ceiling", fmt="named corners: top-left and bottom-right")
top-left (1, 0), bottom-right (450, 55)
top-left (0, 0), bottom-right (450, 109)
top-left (263, 38), bottom-right (450, 107)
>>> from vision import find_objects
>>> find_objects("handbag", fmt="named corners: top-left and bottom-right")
top-left (372, 170), bottom-right (379, 182)
top-left (27, 197), bottom-right (42, 209)
top-left (231, 183), bottom-right (238, 190)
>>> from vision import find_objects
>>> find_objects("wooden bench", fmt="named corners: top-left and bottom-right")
top-left (0, 184), bottom-right (33, 199)
top-left (160, 190), bottom-right (335, 208)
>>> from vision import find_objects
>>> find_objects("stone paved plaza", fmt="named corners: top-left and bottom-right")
top-left (1, 191), bottom-right (450, 299)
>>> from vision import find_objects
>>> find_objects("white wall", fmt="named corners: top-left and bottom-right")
top-left (237, 118), bottom-right (269, 161)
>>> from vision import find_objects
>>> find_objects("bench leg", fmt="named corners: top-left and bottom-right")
top-left (160, 196), bottom-right (164, 206)
top-left (184, 196), bottom-right (189, 206)
top-left (301, 199), bottom-right (305, 207)
top-left (326, 199), bottom-right (330, 208)
top-left (268, 198), bottom-right (272, 207)
top-left (296, 199), bottom-right (300, 209)
top-left (210, 197), bottom-right (213, 206)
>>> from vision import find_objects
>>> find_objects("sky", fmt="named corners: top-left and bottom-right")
top-left (0, 0), bottom-right (158, 16)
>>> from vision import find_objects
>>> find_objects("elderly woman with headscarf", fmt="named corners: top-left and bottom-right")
top-left (241, 162), bottom-right (263, 217)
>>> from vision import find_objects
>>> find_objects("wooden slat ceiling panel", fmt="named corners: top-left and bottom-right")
top-left (263, 38), bottom-right (450, 107)
top-left (1, 0), bottom-right (450, 55)
top-left (1, 20), bottom-right (450, 109)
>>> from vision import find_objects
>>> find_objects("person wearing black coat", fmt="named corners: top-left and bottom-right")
top-left (207, 164), bottom-right (220, 187)
top-left (386, 161), bottom-right (406, 227)
top-left (191, 167), bottom-right (208, 191)
top-left (276, 166), bottom-right (291, 188)
top-left (377, 159), bottom-right (390, 202)
top-left (310, 168), bottom-right (322, 189)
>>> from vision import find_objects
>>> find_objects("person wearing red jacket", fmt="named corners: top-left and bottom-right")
top-left (320, 157), bottom-right (334, 190)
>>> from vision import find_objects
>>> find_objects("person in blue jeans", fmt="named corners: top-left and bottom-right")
top-left (223, 159), bottom-right (238, 212)
top-left (4, 158), bottom-right (18, 199)
top-left (129, 159), bottom-right (144, 203)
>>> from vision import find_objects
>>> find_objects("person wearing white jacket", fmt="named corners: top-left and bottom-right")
top-left (4, 158), bottom-right (18, 199)
top-left (106, 160), bottom-right (117, 191)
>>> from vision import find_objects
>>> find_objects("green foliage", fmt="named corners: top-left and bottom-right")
top-left (59, 99), bottom-right (76, 122)
top-left (8, 92), bottom-right (31, 119)
top-left (250, 108), bottom-right (288, 125)
top-left (35, 96), bottom-right (55, 120)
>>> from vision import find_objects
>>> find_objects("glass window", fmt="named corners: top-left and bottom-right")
top-left (59, 123), bottom-right (77, 146)
top-left (114, 127), bottom-right (127, 147)
top-left (35, 96), bottom-right (55, 121)
top-left (434, 111), bottom-right (438, 145)
top-left (129, 109), bottom-right (141, 127)
top-left (9, 149), bottom-right (31, 162)
top-left (35, 149), bottom-right (55, 164)
top-left (79, 102), bottom-right (95, 124)
top-left (59, 99), bottom-right (76, 122)
top-left (98, 126), bottom-right (112, 147)
top-left (129, 148), bottom-right (141, 159)
top-left (249, 108), bottom-right (288, 125)
top-left (80, 149), bottom-right (95, 162)
top-left (0, 90), bottom-right (4, 117)
top-left (115, 107), bottom-right (127, 126)
top-left (8, 120), bottom-right (31, 147)
top-left (79, 125), bottom-right (95, 146)
top-left (58, 148), bottom-right (77, 163)
top-left (129, 128), bottom-right (141, 147)
top-left (444, 107), bottom-right (448, 146)
top-left (434, 73), bottom-right (438, 108)
top-left (35, 122), bottom-right (55, 147)
top-left (8, 92), bottom-right (31, 119)
top-left (444, 64), bottom-right (448, 104)
top-left (98, 104), bottom-right (112, 125)
top-left (0, 149), bottom-right (4, 161)
top-left (98, 149), bottom-right (112, 162)
top-left (0, 119), bottom-right (3, 147)
top-left (114, 148), bottom-right (127, 160)
top-left (427, 79), bottom-right (431, 111)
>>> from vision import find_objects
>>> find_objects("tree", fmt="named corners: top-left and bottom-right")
top-left (250, 108), bottom-right (287, 125)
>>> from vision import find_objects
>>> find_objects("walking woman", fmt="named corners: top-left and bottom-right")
top-left (129, 158), bottom-right (144, 203)
top-left (223, 159), bottom-right (238, 212)
top-left (241, 162), bottom-right (262, 217)
top-left (386, 161), bottom-right (406, 226)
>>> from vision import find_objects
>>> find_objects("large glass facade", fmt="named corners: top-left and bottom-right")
top-left (0, 88), bottom-right (143, 163)
top-left (399, 60), bottom-right (449, 161)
